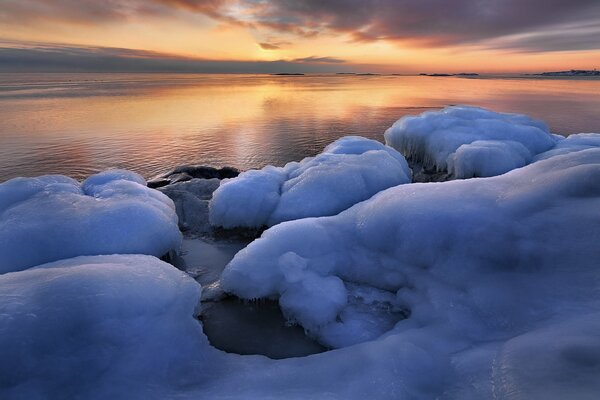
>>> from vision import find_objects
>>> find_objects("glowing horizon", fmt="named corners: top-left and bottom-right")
top-left (1, 0), bottom-right (599, 74)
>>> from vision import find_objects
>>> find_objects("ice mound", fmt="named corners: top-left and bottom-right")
top-left (0, 170), bottom-right (181, 273)
top-left (0, 255), bottom-right (208, 399)
top-left (221, 148), bottom-right (600, 354)
top-left (209, 136), bottom-right (411, 229)
top-left (384, 105), bottom-right (557, 178)
top-left (535, 132), bottom-right (600, 161)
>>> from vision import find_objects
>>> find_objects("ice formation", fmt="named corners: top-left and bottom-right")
top-left (220, 147), bottom-right (600, 396)
top-left (0, 255), bottom-right (209, 399)
top-left (209, 136), bottom-right (411, 229)
top-left (384, 105), bottom-right (557, 178)
top-left (535, 132), bottom-right (600, 161)
top-left (1, 111), bottom-right (599, 399)
top-left (0, 170), bottom-right (181, 273)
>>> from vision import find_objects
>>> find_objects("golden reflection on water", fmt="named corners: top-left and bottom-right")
top-left (0, 73), bottom-right (599, 181)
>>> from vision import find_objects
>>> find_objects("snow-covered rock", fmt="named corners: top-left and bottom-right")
top-left (534, 132), bottom-right (600, 161)
top-left (2, 115), bottom-right (600, 399)
top-left (384, 105), bottom-right (557, 178)
top-left (220, 145), bottom-right (600, 400)
top-left (0, 255), bottom-right (208, 399)
top-left (0, 170), bottom-right (181, 273)
top-left (158, 178), bottom-right (221, 234)
top-left (209, 136), bottom-right (411, 229)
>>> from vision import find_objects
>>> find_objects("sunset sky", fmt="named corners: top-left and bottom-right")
top-left (1, 0), bottom-right (599, 73)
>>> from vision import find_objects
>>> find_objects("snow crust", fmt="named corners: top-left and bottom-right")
top-left (220, 147), bottom-right (600, 397)
top-left (535, 132), bottom-right (600, 161)
top-left (0, 255), bottom-right (209, 399)
top-left (384, 105), bottom-right (557, 178)
top-left (0, 170), bottom-right (181, 273)
top-left (209, 136), bottom-right (411, 228)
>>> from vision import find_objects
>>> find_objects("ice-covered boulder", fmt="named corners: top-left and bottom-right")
top-left (534, 132), bottom-right (600, 161)
top-left (158, 178), bottom-right (221, 234)
top-left (221, 147), bottom-right (600, 355)
top-left (384, 105), bottom-right (557, 178)
top-left (0, 170), bottom-right (181, 273)
top-left (0, 255), bottom-right (208, 399)
top-left (209, 136), bottom-right (411, 229)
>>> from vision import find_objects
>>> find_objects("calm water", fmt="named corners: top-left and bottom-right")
top-left (0, 73), bottom-right (599, 182)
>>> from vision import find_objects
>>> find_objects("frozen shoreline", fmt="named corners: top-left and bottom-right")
top-left (1, 106), bottom-right (599, 399)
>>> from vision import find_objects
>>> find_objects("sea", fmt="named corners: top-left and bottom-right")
top-left (1, 73), bottom-right (599, 182)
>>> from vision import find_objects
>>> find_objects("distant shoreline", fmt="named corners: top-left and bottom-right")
top-left (1, 71), bottom-right (599, 80)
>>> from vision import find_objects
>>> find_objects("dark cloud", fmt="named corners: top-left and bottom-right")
top-left (0, 42), bottom-right (352, 73)
top-left (243, 0), bottom-right (600, 51)
top-left (293, 56), bottom-right (346, 64)
top-left (0, 0), bottom-right (229, 24)
top-left (2, 0), bottom-right (600, 52)
top-left (486, 21), bottom-right (600, 52)
top-left (258, 42), bottom-right (281, 50)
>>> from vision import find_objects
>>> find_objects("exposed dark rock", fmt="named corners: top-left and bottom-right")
top-left (148, 165), bottom-right (239, 188)
top-left (409, 162), bottom-right (452, 183)
top-left (166, 165), bottom-right (239, 180)
top-left (147, 178), bottom-right (170, 189)
top-left (152, 165), bottom-right (264, 239)
top-left (158, 178), bottom-right (220, 234)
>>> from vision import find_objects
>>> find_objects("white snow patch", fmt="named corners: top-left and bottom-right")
top-left (535, 132), bottom-right (600, 161)
top-left (384, 105), bottom-right (557, 178)
top-left (0, 255), bottom-right (208, 399)
top-left (209, 136), bottom-right (411, 229)
top-left (219, 148), bottom-right (600, 397)
top-left (0, 170), bottom-right (181, 273)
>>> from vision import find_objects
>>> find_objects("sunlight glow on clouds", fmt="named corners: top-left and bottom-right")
top-left (0, 0), bottom-right (599, 73)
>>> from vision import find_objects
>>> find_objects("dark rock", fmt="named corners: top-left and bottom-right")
top-left (167, 165), bottom-right (240, 180)
top-left (158, 178), bottom-right (221, 234)
top-left (168, 172), bottom-right (194, 184)
top-left (148, 165), bottom-right (240, 188)
top-left (409, 162), bottom-right (452, 183)
top-left (147, 178), bottom-right (171, 189)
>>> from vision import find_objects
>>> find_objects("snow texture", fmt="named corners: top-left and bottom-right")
top-left (209, 136), bottom-right (411, 229)
top-left (0, 170), bottom-right (181, 273)
top-left (0, 255), bottom-right (209, 399)
top-left (535, 132), bottom-right (600, 161)
top-left (220, 147), bottom-right (600, 397)
top-left (384, 105), bottom-right (557, 178)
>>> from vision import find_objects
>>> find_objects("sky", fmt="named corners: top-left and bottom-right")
top-left (0, 0), bottom-right (599, 74)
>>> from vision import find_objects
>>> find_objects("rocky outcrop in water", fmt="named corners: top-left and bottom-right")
top-left (538, 69), bottom-right (600, 77)
top-left (147, 165), bottom-right (239, 189)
